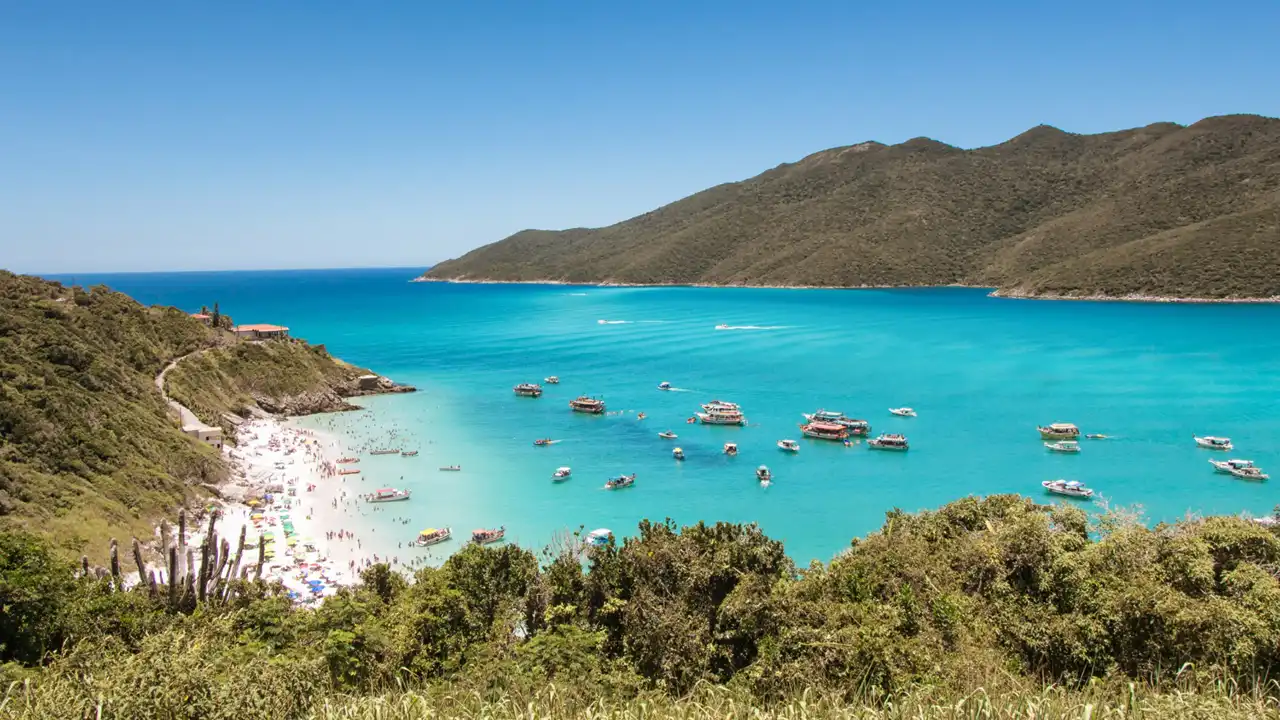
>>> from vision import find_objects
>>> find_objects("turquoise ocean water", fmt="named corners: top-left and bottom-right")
top-left (51, 268), bottom-right (1280, 563)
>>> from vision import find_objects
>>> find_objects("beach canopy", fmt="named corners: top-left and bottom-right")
top-left (247, 500), bottom-right (259, 506)
top-left (251, 513), bottom-right (264, 520)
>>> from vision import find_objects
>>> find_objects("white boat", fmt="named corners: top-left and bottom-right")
top-left (605, 474), bottom-right (636, 490)
top-left (868, 433), bottom-right (909, 451)
top-left (513, 383), bottom-right (543, 397)
top-left (889, 407), bottom-right (917, 417)
top-left (1042, 480), bottom-right (1094, 499)
top-left (777, 439), bottom-right (800, 452)
top-left (544, 376), bottom-right (560, 384)
top-left (1210, 459), bottom-right (1255, 474)
top-left (414, 527), bottom-right (451, 546)
top-left (553, 467), bottom-right (572, 481)
top-left (658, 430), bottom-right (678, 439)
top-left (1195, 435), bottom-right (1233, 451)
top-left (657, 381), bottom-right (672, 391)
top-left (802, 410), bottom-right (871, 436)
top-left (672, 447), bottom-right (685, 460)
top-left (715, 324), bottom-right (730, 330)
top-left (1045, 441), bottom-right (1081, 454)
top-left (439, 465), bottom-right (461, 471)
top-left (756, 465), bottom-right (772, 483)
top-left (586, 528), bottom-right (612, 546)
top-left (1229, 466), bottom-right (1269, 481)
top-left (696, 409), bottom-right (746, 425)
top-left (723, 442), bottom-right (738, 455)
top-left (366, 487), bottom-right (410, 503)
top-left (702, 400), bottom-right (740, 411)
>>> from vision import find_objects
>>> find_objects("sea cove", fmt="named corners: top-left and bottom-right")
top-left (59, 267), bottom-right (1280, 563)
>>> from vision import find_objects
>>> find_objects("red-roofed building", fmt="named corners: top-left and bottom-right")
top-left (190, 313), bottom-right (212, 324)
top-left (232, 323), bottom-right (290, 340)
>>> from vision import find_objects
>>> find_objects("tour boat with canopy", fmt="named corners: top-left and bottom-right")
top-left (553, 466), bottom-right (572, 481)
top-left (514, 383), bottom-right (543, 398)
top-left (802, 410), bottom-right (871, 436)
top-left (1038, 423), bottom-right (1080, 440)
top-left (800, 421), bottom-right (849, 441)
top-left (472, 527), bottom-right (506, 544)
top-left (366, 487), bottom-right (410, 502)
top-left (1195, 435), bottom-right (1233, 451)
top-left (570, 396), bottom-right (606, 414)
top-left (605, 474), bottom-right (636, 490)
top-left (1041, 479), bottom-right (1094, 499)
top-left (415, 527), bottom-right (452, 546)
top-left (777, 439), bottom-right (800, 452)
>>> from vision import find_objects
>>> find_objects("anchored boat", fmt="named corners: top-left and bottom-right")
top-left (1042, 479), bottom-right (1094, 499)
top-left (1038, 423), bottom-right (1080, 441)
top-left (553, 466), bottom-right (572, 481)
top-left (544, 376), bottom-right (560, 384)
top-left (1045, 441), bottom-right (1081, 454)
top-left (802, 410), bottom-right (871, 436)
top-left (658, 430), bottom-right (678, 439)
top-left (1194, 435), bottom-right (1233, 451)
top-left (414, 527), bottom-right (452, 546)
top-left (605, 474), bottom-right (636, 490)
top-left (800, 421), bottom-right (849, 441)
top-left (723, 442), bottom-right (738, 455)
top-left (570, 396), bottom-right (606, 414)
top-left (366, 487), bottom-right (410, 503)
top-left (889, 407), bottom-right (917, 417)
top-left (756, 465), bottom-right (772, 483)
top-left (777, 439), bottom-right (800, 452)
top-left (868, 433), bottom-right (909, 451)
top-left (514, 383), bottom-right (543, 398)
top-left (472, 526), bottom-right (506, 544)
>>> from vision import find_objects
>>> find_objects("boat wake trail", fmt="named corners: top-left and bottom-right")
top-left (597, 319), bottom-right (632, 325)
top-left (566, 292), bottom-right (589, 296)
top-left (714, 325), bottom-right (790, 331)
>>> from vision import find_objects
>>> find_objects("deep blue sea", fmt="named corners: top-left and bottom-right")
top-left (49, 267), bottom-right (1280, 563)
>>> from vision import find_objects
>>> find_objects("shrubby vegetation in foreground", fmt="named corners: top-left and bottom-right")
top-left (3, 496), bottom-right (1280, 719)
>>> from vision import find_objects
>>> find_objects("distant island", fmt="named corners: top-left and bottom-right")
top-left (423, 114), bottom-right (1280, 301)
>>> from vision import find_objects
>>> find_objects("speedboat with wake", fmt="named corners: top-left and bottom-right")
top-left (1045, 441), bottom-right (1081, 454)
top-left (553, 466), bottom-right (572, 481)
top-left (657, 381), bottom-right (672, 391)
top-left (605, 474), bottom-right (636, 490)
top-left (533, 438), bottom-right (553, 447)
top-left (889, 407), bottom-right (917, 417)
top-left (1195, 435), bottom-right (1233, 451)
top-left (658, 430), bottom-right (678, 439)
top-left (777, 439), bottom-right (800, 452)
top-left (1041, 479), bottom-right (1094, 499)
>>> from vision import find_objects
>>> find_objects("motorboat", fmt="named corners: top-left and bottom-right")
top-left (1086, 434), bottom-right (1108, 440)
top-left (802, 411), bottom-right (871, 436)
top-left (339, 468), bottom-right (361, 475)
top-left (401, 450), bottom-right (418, 457)
top-left (889, 407), bottom-right (917, 417)
top-left (1038, 423), bottom-right (1080, 440)
top-left (672, 447), bottom-right (685, 460)
top-left (715, 324), bottom-right (730, 330)
top-left (756, 465), bottom-right (772, 483)
top-left (366, 487), bottom-right (410, 503)
top-left (868, 433), bottom-right (909, 451)
top-left (336, 457), bottom-right (358, 464)
top-left (369, 449), bottom-right (400, 456)
top-left (1229, 466), bottom-right (1269, 481)
top-left (605, 474), bottom-right (636, 490)
top-left (657, 381), bottom-right (672, 391)
top-left (514, 383), bottom-right (543, 398)
top-left (553, 466), bottom-right (572, 481)
top-left (1210, 459), bottom-right (1255, 474)
top-left (800, 422), bottom-right (849, 441)
top-left (533, 438), bottom-right (553, 447)
top-left (1045, 441), bottom-right (1081, 454)
top-left (777, 439), bottom-right (800, 452)
top-left (472, 526), bottom-right (506, 544)
top-left (414, 527), bottom-right (452, 547)
top-left (570, 396), bottom-right (606, 414)
top-left (1194, 436), bottom-right (1233, 451)
top-left (702, 400), bottom-right (740, 411)
top-left (1041, 479), bottom-right (1094, 499)
top-left (696, 409), bottom-right (747, 425)
top-left (544, 376), bottom-right (560, 384)
top-left (658, 430), bottom-right (678, 439)
top-left (723, 442), bottom-right (738, 456)
top-left (586, 528), bottom-right (613, 546)
top-left (439, 465), bottom-right (461, 471)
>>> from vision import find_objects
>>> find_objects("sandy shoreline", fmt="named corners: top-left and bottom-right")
top-left (416, 275), bottom-right (1280, 304)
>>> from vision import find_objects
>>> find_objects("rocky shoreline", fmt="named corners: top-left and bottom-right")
top-left (251, 376), bottom-right (416, 417)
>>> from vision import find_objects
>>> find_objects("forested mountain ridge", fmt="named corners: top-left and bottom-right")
top-left (424, 114), bottom-right (1280, 299)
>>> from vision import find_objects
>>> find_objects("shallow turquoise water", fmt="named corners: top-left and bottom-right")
top-left (55, 268), bottom-right (1280, 562)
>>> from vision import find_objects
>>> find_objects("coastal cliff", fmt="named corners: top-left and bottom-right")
top-left (424, 114), bottom-right (1280, 300)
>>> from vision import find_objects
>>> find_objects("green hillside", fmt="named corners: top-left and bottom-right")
top-left (425, 115), bottom-right (1280, 299)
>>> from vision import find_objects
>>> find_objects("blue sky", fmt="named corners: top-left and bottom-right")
top-left (3, 1), bottom-right (1277, 273)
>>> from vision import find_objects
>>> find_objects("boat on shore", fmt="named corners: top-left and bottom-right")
top-left (1042, 479), bottom-right (1094, 499)
top-left (657, 381), bottom-right (672, 391)
top-left (401, 450), bottom-right (418, 457)
top-left (439, 465), bottom-right (461, 472)
top-left (658, 430), bottom-right (678, 439)
top-left (777, 439), bottom-right (800, 452)
top-left (802, 411), bottom-right (871, 436)
top-left (369, 449), bottom-right (400, 456)
top-left (472, 526), bottom-right (506, 544)
top-left (553, 466), bottom-right (572, 481)
top-left (544, 376), bottom-right (560, 384)
top-left (724, 442), bottom-right (738, 456)
top-left (1195, 435), bottom-right (1233, 451)
top-left (570, 396), bottom-right (606, 414)
top-left (868, 433), bottom-right (909, 451)
top-left (336, 457), bottom-right (358, 464)
top-left (338, 468), bottom-right (361, 476)
top-left (673, 447), bottom-right (684, 460)
top-left (366, 487), bottom-right (410, 503)
top-left (756, 465), bottom-right (772, 483)
top-left (514, 383), bottom-right (543, 398)
top-left (889, 407), bottom-right (917, 417)
top-left (414, 527), bottom-right (451, 546)
top-left (1038, 423), bottom-right (1080, 441)
top-left (1045, 441), bottom-right (1081, 454)
top-left (800, 421), bottom-right (850, 441)
top-left (605, 474), bottom-right (636, 490)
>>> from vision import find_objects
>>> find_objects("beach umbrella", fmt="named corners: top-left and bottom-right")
top-left (287, 538), bottom-right (298, 546)
top-left (247, 500), bottom-right (259, 506)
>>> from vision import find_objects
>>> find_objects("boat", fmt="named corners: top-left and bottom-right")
top-left (868, 433), bottom-right (909, 451)
top-left (1045, 441), bottom-right (1081, 454)
top-left (673, 447), bottom-right (685, 460)
top-left (658, 430), bottom-right (678, 439)
top-left (533, 438), bottom-right (553, 447)
top-left (401, 450), bottom-right (418, 457)
top-left (366, 487), bottom-right (410, 503)
top-left (338, 468), bottom-right (361, 476)
top-left (369, 449), bottom-right (400, 456)
top-left (723, 442), bottom-right (738, 455)
top-left (657, 381), bottom-right (672, 391)
top-left (544, 376), bottom-right (560, 384)
top-left (336, 457), bottom-right (358, 464)
top-left (472, 526), bottom-right (506, 544)
top-left (756, 465), bottom-right (772, 482)
top-left (1210, 458), bottom-right (1256, 474)
top-left (586, 528), bottom-right (612, 546)
top-left (553, 466), bottom-right (572, 481)
top-left (569, 396), bottom-right (606, 414)
top-left (889, 408), bottom-right (917, 417)
top-left (1038, 423), bottom-right (1080, 440)
top-left (696, 405), bottom-right (747, 425)
top-left (605, 474), bottom-right (636, 490)
top-left (414, 527), bottom-right (452, 547)
top-left (777, 439), bottom-right (800, 452)
top-left (1229, 466), bottom-right (1269, 481)
top-left (1086, 434), bottom-right (1108, 440)
top-left (1041, 479), bottom-right (1094, 499)
top-left (439, 465), bottom-right (461, 471)
top-left (702, 400), bottom-right (740, 411)
top-left (800, 421), bottom-right (850, 441)
top-left (802, 411), bottom-right (871, 436)
top-left (715, 324), bottom-right (730, 330)
top-left (1195, 435), bottom-right (1233, 451)
top-left (514, 383), bottom-right (543, 398)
